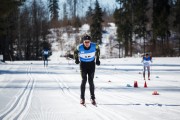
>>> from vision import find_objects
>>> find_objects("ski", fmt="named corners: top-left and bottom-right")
top-left (91, 101), bottom-right (97, 107)
top-left (91, 99), bottom-right (97, 107)
top-left (81, 103), bottom-right (86, 107)
top-left (80, 99), bottom-right (86, 107)
top-left (92, 103), bottom-right (97, 107)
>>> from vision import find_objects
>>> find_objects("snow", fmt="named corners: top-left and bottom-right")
top-left (0, 23), bottom-right (180, 120)
top-left (0, 55), bottom-right (180, 120)
top-left (80, 24), bottom-right (90, 31)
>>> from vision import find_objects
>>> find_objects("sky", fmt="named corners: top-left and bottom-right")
top-left (24, 0), bottom-right (119, 19)
top-left (40, 0), bottom-right (119, 18)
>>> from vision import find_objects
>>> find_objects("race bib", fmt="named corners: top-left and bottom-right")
top-left (79, 52), bottom-right (95, 59)
top-left (143, 61), bottom-right (150, 66)
top-left (44, 51), bottom-right (48, 55)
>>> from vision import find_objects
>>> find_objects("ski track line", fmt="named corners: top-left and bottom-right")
top-left (53, 73), bottom-right (127, 120)
top-left (44, 67), bottom-right (80, 103)
top-left (96, 76), bottom-right (180, 114)
top-left (82, 64), bottom-right (180, 117)
top-left (0, 65), bottom-right (18, 93)
top-left (45, 65), bottom-right (180, 120)
top-left (44, 67), bottom-right (65, 94)
top-left (96, 79), bottom-right (157, 106)
top-left (45, 67), bottom-right (113, 120)
top-left (99, 87), bottom-right (180, 112)
top-left (98, 71), bottom-right (140, 83)
top-left (96, 76), bottom-right (139, 100)
top-left (96, 77), bottom-right (162, 115)
top-left (95, 87), bottom-right (179, 120)
top-left (43, 67), bottom-right (64, 93)
top-left (0, 65), bottom-right (35, 120)
top-left (45, 67), bottom-right (107, 120)
top-left (96, 89), bottom-right (133, 120)
top-left (0, 65), bottom-right (21, 113)
top-left (96, 104), bottom-right (128, 120)
top-left (44, 67), bottom-right (81, 108)
top-left (0, 65), bottom-right (31, 119)
top-left (86, 105), bottom-right (113, 120)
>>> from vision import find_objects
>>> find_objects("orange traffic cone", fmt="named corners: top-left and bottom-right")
top-left (144, 81), bottom-right (147, 88)
top-left (152, 91), bottom-right (159, 95)
top-left (134, 81), bottom-right (138, 88)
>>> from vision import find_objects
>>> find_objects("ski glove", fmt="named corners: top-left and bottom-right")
top-left (75, 59), bottom-right (80, 64)
top-left (96, 59), bottom-right (100, 66)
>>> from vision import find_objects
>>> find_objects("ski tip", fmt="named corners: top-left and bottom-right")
top-left (93, 104), bottom-right (97, 107)
top-left (92, 103), bottom-right (97, 107)
top-left (80, 103), bottom-right (86, 107)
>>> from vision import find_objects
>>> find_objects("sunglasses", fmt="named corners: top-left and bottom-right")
top-left (84, 41), bottom-right (90, 43)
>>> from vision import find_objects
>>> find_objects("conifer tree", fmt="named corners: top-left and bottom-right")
top-left (90, 0), bottom-right (104, 44)
top-left (114, 0), bottom-right (133, 56)
top-left (0, 0), bottom-right (25, 61)
top-left (133, 0), bottom-right (149, 54)
top-left (152, 0), bottom-right (171, 56)
top-left (114, 5), bottom-right (124, 58)
top-left (173, 0), bottom-right (180, 56)
top-left (48, 0), bottom-right (59, 21)
top-left (86, 6), bottom-right (93, 24)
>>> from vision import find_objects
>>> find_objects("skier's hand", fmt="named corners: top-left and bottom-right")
top-left (75, 59), bottom-right (80, 64)
top-left (96, 59), bottom-right (100, 66)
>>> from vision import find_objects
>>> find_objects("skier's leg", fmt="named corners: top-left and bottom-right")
top-left (88, 72), bottom-right (95, 100)
top-left (80, 64), bottom-right (88, 100)
top-left (44, 59), bottom-right (45, 67)
top-left (143, 66), bottom-right (146, 80)
top-left (147, 66), bottom-right (150, 80)
top-left (44, 56), bottom-right (48, 67)
top-left (46, 59), bottom-right (48, 66)
top-left (88, 62), bottom-right (95, 100)
top-left (80, 72), bottom-right (87, 100)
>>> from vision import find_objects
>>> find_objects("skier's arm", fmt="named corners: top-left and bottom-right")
top-left (74, 46), bottom-right (79, 60)
top-left (95, 44), bottom-right (100, 65)
top-left (95, 44), bottom-right (100, 60)
top-left (74, 46), bottom-right (80, 64)
top-left (150, 56), bottom-right (153, 63)
top-left (141, 57), bottom-right (144, 63)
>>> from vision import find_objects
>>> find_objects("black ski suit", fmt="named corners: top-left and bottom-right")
top-left (74, 43), bottom-right (100, 100)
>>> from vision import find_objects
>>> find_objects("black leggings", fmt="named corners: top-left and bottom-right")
top-left (43, 55), bottom-right (48, 66)
top-left (80, 61), bottom-right (95, 100)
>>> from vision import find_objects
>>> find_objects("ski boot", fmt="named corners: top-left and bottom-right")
top-left (80, 99), bottom-right (85, 105)
top-left (91, 99), bottom-right (96, 105)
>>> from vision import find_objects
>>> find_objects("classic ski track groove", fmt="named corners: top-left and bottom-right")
top-left (98, 74), bottom-right (180, 108)
top-left (45, 67), bottom-right (106, 119)
top-left (96, 75), bottom-right (180, 117)
top-left (0, 65), bottom-right (35, 120)
top-left (49, 69), bottom-right (127, 120)
top-left (1, 62), bottom-right (179, 120)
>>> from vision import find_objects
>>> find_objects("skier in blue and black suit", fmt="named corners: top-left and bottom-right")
top-left (74, 35), bottom-right (100, 105)
top-left (42, 48), bottom-right (49, 67)
top-left (142, 53), bottom-right (152, 80)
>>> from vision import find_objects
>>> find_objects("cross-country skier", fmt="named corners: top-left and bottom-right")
top-left (74, 34), bottom-right (100, 105)
top-left (142, 53), bottom-right (152, 80)
top-left (42, 48), bottom-right (49, 67)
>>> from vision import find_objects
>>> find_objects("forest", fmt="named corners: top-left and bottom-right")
top-left (0, 0), bottom-right (179, 61)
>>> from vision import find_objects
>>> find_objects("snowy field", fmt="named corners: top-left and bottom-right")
top-left (0, 56), bottom-right (180, 120)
